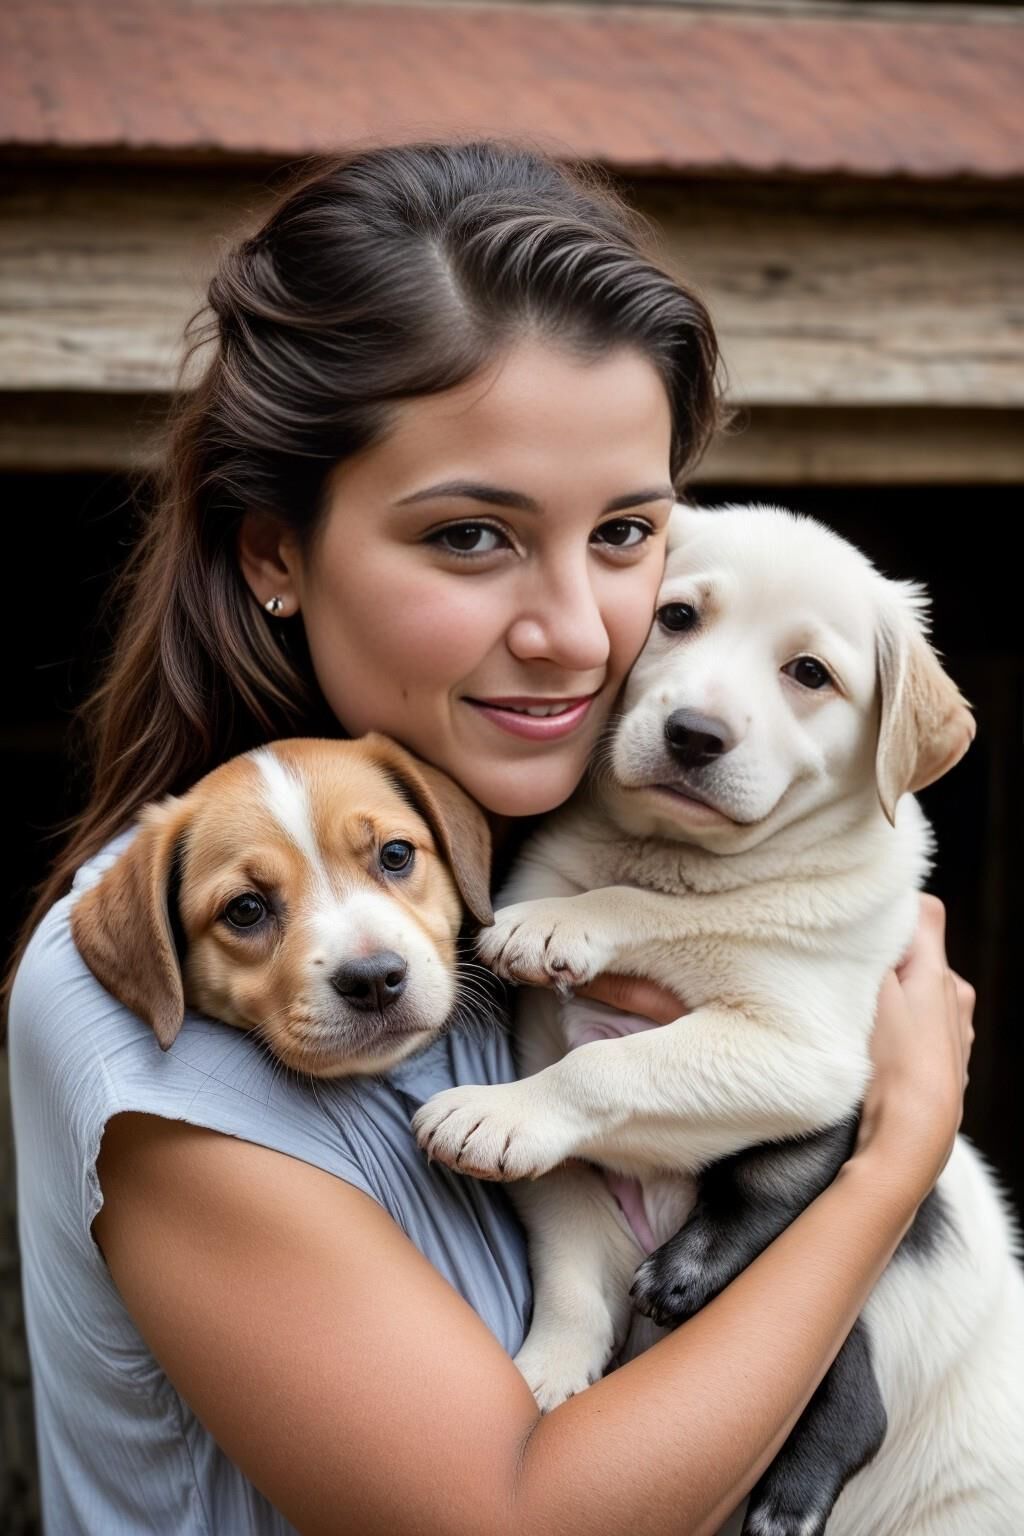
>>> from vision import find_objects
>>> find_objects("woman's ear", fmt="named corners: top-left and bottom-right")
top-left (875, 595), bottom-right (975, 827)
top-left (70, 798), bottom-right (193, 1049)
top-left (237, 510), bottom-right (301, 615)
top-left (362, 734), bottom-right (494, 928)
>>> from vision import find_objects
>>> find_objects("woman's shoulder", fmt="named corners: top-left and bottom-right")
top-left (10, 826), bottom-right (530, 1355)
top-left (8, 827), bottom-right (142, 1104)
top-left (8, 823), bottom-right (141, 1072)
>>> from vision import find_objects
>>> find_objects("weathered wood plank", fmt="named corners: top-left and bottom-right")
top-left (0, 392), bottom-right (169, 471)
top-left (696, 405), bottom-right (1024, 484)
top-left (3, 391), bottom-right (1021, 484)
top-left (0, 171), bottom-right (262, 392)
top-left (642, 182), bottom-right (1024, 407)
top-left (1, 169), bottom-right (1022, 405)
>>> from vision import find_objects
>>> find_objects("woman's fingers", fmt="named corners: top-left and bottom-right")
top-left (896, 898), bottom-right (976, 1081)
top-left (952, 971), bottom-right (977, 1055)
top-left (859, 895), bottom-right (978, 1173)
top-left (894, 893), bottom-right (946, 982)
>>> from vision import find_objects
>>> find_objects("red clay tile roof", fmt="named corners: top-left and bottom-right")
top-left (3, 1), bottom-right (1023, 179)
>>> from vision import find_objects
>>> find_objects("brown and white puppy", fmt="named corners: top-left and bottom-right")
top-left (72, 734), bottom-right (493, 1077)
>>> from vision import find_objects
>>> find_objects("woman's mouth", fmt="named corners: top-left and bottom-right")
top-left (464, 694), bottom-right (598, 741)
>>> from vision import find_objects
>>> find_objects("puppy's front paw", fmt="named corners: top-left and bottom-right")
top-left (412, 1083), bottom-right (577, 1180)
top-left (476, 898), bottom-right (611, 992)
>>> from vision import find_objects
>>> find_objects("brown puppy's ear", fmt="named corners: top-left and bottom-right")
top-left (875, 596), bottom-right (975, 828)
top-left (363, 734), bottom-right (494, 927)
top-left (70, 797), bottom-right (192, 1049)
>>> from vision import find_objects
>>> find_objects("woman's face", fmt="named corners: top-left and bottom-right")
top-left (244, 338), bottom-right (674, 817)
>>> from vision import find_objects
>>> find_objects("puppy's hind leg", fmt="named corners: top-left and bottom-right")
top-left (511, 1163), bottom-right (641, 1414)
top-left (630, 1122), bottom-right (884, 1536)
top-left (742, 1320), bottom-right (886, 1536)
top-left (631, 1120), bottom-right (858, 1327)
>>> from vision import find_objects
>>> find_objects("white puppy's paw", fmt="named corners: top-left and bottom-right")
top-left (477, 898), bottom-right (612, 991)
top-left (514, 1320), bottom-right (614, 1413)
top-left (411, 1082), bottom-right (577, 1180)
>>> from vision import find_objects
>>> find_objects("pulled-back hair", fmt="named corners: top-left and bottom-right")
top-left (4, 139), bottom-right (723, 1015)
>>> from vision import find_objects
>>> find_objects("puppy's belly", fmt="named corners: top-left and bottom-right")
top-left (562, 997), bottom-right (698, 1252)
top-left (561, 996), bottom-right (668, 1051)
top-left (605, 1167), bottom-right (698, 1255)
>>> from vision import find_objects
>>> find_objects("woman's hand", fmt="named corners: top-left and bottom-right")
top-left (856, 894), bottom-right (975, 1184)
top-left (573, 973), bottom-right (688, 1025)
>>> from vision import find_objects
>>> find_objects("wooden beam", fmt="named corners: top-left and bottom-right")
top-left (694, 405), bottom-right (1024, 484)
top-left (2, 168), bottom-right (1023, 407)
top-left (0, 392), bottom-right (168, 472)
top-left (637, 180), bottom-right (1024, 408)
top-left (3, 392), bottom-right (1021, 483)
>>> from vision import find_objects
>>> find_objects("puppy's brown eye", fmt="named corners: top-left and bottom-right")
top-left (784, 656), bottom-right (832, 691)
top-left (224, 893), bottom-right (267, 929)
top-left (380, 840), bottom-right (415, 874)
top-left (657, 602), bottom-right (697, 633)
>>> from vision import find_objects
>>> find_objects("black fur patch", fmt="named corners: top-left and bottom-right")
top-left (631, 1120), bottom-right (858, 1326)
top-left (630, 1114), bottom-right (951, 1534)
top-left (743, 1319), bottom-right (887, 1536)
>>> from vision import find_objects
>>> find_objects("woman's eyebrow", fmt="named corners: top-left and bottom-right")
top-left (394, 480), bottom-right (676, 513)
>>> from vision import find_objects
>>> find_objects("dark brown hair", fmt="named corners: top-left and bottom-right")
top-left (4, 138), bottom-right (723, 1018)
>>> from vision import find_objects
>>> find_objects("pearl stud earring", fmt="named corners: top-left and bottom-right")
top-left (264, 596), bottom-right (286, 616)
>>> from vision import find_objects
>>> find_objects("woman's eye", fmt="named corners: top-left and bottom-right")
top-left (224, 893), bottom-right (268, 930)
top-left (380, 840), bottom-right (415, 873)
top-left (657, 602), bottom-right (698, 633)
top-left (784, 656), bottom-right (833, 691)
top-left (427, 523), bottom-right (507, 557)
top-left (592, 518), bottom-right (651, 551)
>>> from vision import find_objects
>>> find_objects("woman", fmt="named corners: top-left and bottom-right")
top-left (5, 141), bottom-right (973, 1536)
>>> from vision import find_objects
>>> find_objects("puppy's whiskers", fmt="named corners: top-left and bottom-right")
top-left (449, 959), bottom-right (511, 1046)
top-left (587, 717), bottom-right (621, 795)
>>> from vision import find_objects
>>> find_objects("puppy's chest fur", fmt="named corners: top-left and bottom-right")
top-left (504, 794), bottom-right (930, 1153)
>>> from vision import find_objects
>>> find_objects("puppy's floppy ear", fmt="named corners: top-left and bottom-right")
top-left (362, 734), bottom-right (494, 927)
top-left (875, 588), bottom-right (975, 827)
top-left (70, 797), bottom-right (192, 1049)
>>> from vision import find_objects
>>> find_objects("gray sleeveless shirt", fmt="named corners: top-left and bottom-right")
top-left (8, 827), bottom-right (531, 1534)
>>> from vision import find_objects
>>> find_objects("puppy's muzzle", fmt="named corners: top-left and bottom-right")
top-left (664, 709), bottom-right (736, 770)
top-left (330, 950), bottom-right (409, 1013)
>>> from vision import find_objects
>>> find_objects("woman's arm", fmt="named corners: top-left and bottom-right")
top-left (94, 897), bottom-right (972, 1536)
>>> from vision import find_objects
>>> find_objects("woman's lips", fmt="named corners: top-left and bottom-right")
top-left (464, 694), bottom-right (597, 741)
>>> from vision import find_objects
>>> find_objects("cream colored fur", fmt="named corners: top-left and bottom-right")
top-left (414, 505), bottom-right (1024, 1534)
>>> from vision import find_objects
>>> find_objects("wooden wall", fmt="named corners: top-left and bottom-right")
top-left (1, 152), bottom-right (1022, 1535)
top-left (2, 164), bottom-right (1022, 481)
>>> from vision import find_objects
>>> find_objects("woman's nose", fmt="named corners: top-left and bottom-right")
top-left (505, 562), bottom-right (611, 672)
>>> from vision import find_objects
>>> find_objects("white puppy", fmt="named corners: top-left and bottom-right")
top-left (414, 505), bottom-right (1024, 1535)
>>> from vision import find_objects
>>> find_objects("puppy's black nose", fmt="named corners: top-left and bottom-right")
top-left (664, 709), bottom-right (734, 768)
top-left (331, 951), bottom-right (408, 1012)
